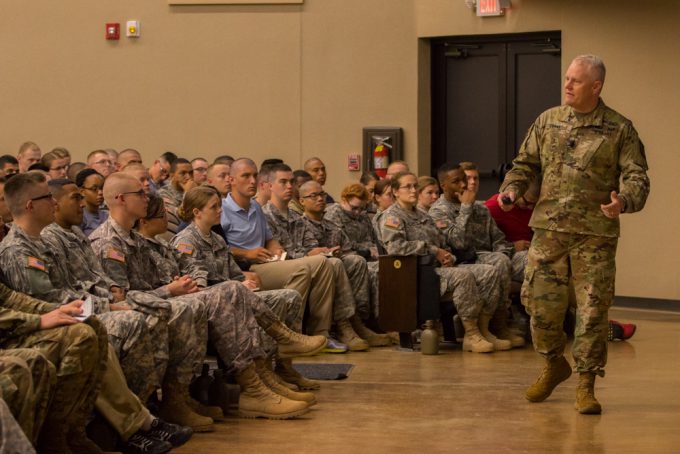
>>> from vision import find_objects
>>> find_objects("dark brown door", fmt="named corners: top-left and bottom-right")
top-left (431, 32), bottom-right (561, 199)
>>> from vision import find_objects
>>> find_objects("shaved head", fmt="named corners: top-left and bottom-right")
top-left (103, 172), bottom-right (141, 206)
top-left (230, 158), bottom-right (257, 176)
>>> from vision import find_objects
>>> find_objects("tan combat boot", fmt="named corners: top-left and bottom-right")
top-left (255, 359), bottom-right (317, 405)
top-left (336, 318), bottom-right (370, 351)
top-left (575, 372), bottom-right (602, 414)
top-left (525, 356), bottom-right (573, 402)
top-left (490, 307), bottom-right (526, 348)
top-left (478, 314), bottom-right (512, 351)
top-left (236, 362), bottom-right (310, 419)
top-left (187, 396), bottom-right (225, 421)
top-left (349, 314), bottom-right (392, 347)
top-left (158, 380), bottom-right (214, 432)
top-left (265, 321), bottom-right (327, 358)
top-left (275, 357), bottom-right (321, 391)
top-left (461, 319), bottom-right (494, 353)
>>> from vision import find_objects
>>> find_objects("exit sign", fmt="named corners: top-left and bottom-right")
top-left (477, 0), bottom-right (505, 16)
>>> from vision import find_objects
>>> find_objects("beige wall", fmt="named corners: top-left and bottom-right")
top-left (0, 0), bottom-right (677, 299)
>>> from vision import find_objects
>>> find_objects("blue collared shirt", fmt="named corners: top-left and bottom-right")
top-left (220, 194), bottom-right (272, 250)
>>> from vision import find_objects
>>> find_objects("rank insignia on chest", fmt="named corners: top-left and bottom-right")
top-left (26, 256), bottom-right (46, 272)
top-left (106, 248), bottom-right (126, 263)
top-left (384, 216), bottom-right (401, 229)
top-left (177, 243), bottom-right (194, 255)
top-left (435, 220), bottom-right (448, 229)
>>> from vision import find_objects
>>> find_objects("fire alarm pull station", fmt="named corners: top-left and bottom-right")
top-left (106, 23), bottom-right (120, 40)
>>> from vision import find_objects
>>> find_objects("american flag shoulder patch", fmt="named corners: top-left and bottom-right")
top-left (384, 216), bottom-right (401, 229)
top-left (176, 243), bottom-right (194, 255)
top-left (106, 248), bottom-right (126, 263)
top-left (27, 256), bottom-right (46, 272)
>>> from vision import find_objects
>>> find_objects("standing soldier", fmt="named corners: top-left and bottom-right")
top-left (498, 55), bottom-right (650, 414)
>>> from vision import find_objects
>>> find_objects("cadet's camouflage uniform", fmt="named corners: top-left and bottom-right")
top-left (0, 398), bottom-right (35, 454)
top-left (263, 202), bottom-right (357, 322)
top-left (378, 203), bottom-right (490, 320)
top-left (0, 224), bottom-right (159, 400)
top-left (500, 99), bottom-right (650, 375)
top-left (90, 217), bottom-right (213, 379)
top-left (0, 348), bottom-right (54, 443)
top-left (170, 223), bottom-right (303, 334)
top-left (430, 197), bottom-right (515, 306)
top-left (0, 283), bottom-right (107, 446)
top-left (158, 184), bottom-right (184, 235)
top-left (323, 203), bottom-right (383, 318)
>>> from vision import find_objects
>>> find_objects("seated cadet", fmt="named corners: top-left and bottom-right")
top-left (262, 164), bottom-right (371, 352)
top-left (191, 158), bottom-right (209, 186)
top-left (167, 188), bottom-right (325, 394)
top-left (138, 192), bottom-right (326, 404)
top-left (76, 169), bottom-right (109, 236)
top-left (377, 171), bottom-right (499, 354)
top-left (359, 171), bottom-right (379, 218)
top-left (417, 176), bottom-right (439, 213)
top-left (67, 161), bottom-right (86, 182)
top-left (385, 160), bottom-right (409, 180)
top-left (86, 149), bottom-right (115, 178)
top-left (9, 178), bottom-right (158, 403)
top-left (300, 181), bottom-right (391, 347)
top-left (430, 163), bottom-right (525, 348)
top-left (0, 173), bottom-right (192, 451)
top-left (40, 147), bottom-right (71, 180)
top-left (0, 154), bottom-right (20, 176)
top-left (116, 149), bottom-right (143, 172)
top-left (253, 163), bottom-right (275, 207)
top-left (16, 142), bottom-right (41, 173)
top-left (302, 157), bottom-right (334, 204)
top-left (121, 162), bottom-right (153, 194)
top-left (0, 177), bottom-right (12, 241)
top-left (0, 348), bottom-right (54, 449)
top-left (159, 158), bottom-right (196, 234)
top-left (371, 178), bottom-right (394, 245)
top-left (148, 151), bottom-right (177, 194)
top-left (89, 173), bottom-right (219, 430)
top-left (289, 169), bottom-right (311, 215)
top-left (206, 162), bottom-right (231, 197)
top-left (0, 286), bottom-right (106, 453)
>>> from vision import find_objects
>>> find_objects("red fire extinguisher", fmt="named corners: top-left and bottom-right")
top-left (373, 143), bottom-right (389, 178)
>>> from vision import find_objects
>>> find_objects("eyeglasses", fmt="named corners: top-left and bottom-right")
top-left (30, 192), bottom-right (54, 202)
top-left (116, 189), bottom-right (147, 199)
top-left (347, 204), bottom-right (365, 214)
top-left (83, 186), bottom-right (103, 192)
top-left (93, 159), bottom-right (114, 167)
top-left (301, 191), bottom-right (327, 200)
top-left (50, 164), bottom-right (69, 172)
top-left (399, 184), bottom-right (419, 191)
top-left (193, 167), bottom-right (208, 173)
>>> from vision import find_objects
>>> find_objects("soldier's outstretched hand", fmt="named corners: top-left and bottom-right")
top-left (600, 191), bottom-right (624, 219)
top-left (497, 191), bottom-right (516, 212)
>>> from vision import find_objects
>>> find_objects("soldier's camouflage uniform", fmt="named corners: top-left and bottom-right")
top-left (90, 217), bottom-right (213, 379)
top-left (0, 398), bottom-right (35, 454)
top-left (430, 197), bottom-right (516, 307)
top-left (323, 203), bottom-right (382, 317)
top-left (158, 184), bottom-right (184, 235)
top-left (378, 203), bottom-right (495, 320)
top-left (0, 348), bottom-right (54, 444)
top-left (0, 283), bottom-right (107, 447)
top-left (263, 202), bottom-right (357, 322)
top-left (0, 224), bottom-right (159, 400)
top-left (500, 99), bottom-right (650, 375)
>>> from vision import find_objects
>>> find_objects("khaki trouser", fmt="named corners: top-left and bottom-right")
top-left (252, 255), bottom-right (334, 336)
top-left (95, 345), bottom-right (151, 441)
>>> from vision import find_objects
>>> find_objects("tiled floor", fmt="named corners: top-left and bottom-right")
top-left (174, 307), bottom-right (680, 453)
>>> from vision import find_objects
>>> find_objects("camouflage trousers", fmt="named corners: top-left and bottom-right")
top-left (340, 254), bottom-right (372, 320)
top-left (458, 263), bottom-right (503, 316)
top-left (0, 398), bottom-right (35, 454)
top-left (253, 288), bottom-right (303, 358)
top-left (167, 296), bottom-right (210, 385)
top-left (326, 257), bottom-right (357, 322)
top-left (522, 229), bottom-right (618, 376)
top-left (98, 310), bottom-right (158, 401)
top-left (511, 250), bottom-right (528, 283)
top-left (181, 281), bottom-right (265, 375)
top-left (1, 318), bottom-right (108, 436)
top-left (476, 251), bottom-right (513, 307)
top-left (367, 261), bottom-right (380, 319)
top-left (435, 266), bottom-right (483, 321)
top-left (0, 349), bottom-right (55, 444)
